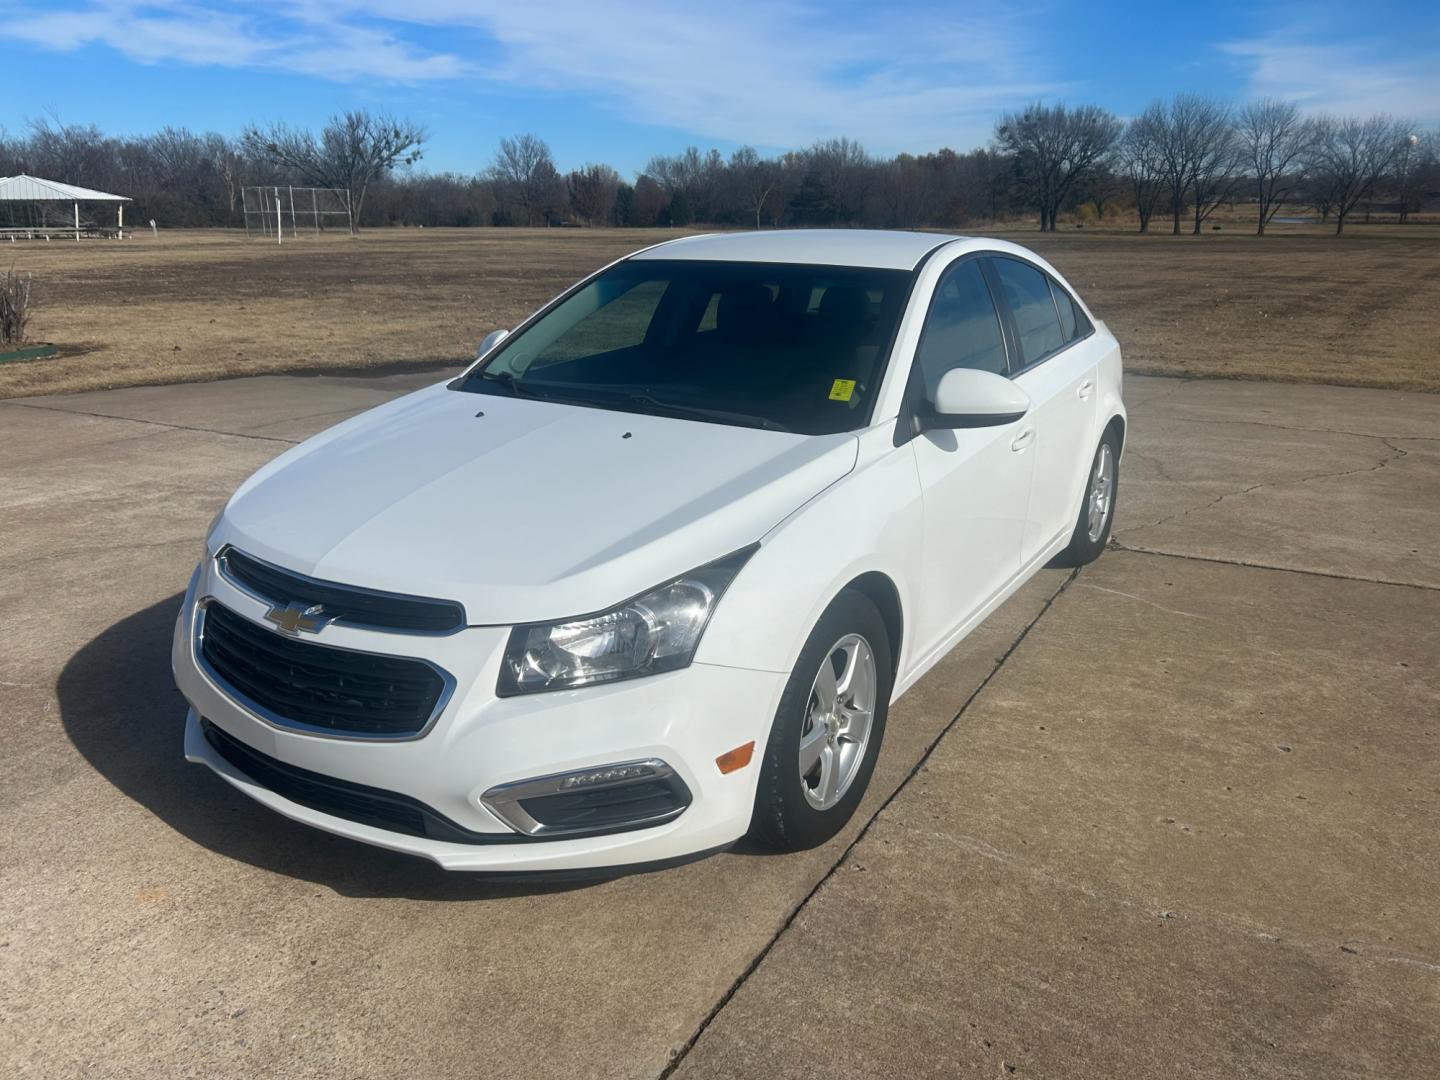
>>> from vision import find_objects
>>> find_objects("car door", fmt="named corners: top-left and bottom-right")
top-left (904, 256), bottom-right (1035, 659)
top-left (987, 256), bottom-right (1100, 563)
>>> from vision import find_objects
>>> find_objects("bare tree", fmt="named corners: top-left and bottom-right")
top-left (948, 148), bottom-right (1010, 223)
top-left (630, 174), bottom-right (669, 226)
top-left (878, 153), bottom-right (934, 227)
top-left (23, 117), bottom-right (117, 216)
top-left (1146, 94), bottom-right (1240, 235)
top-left (1393, 130), bottom-right (1436, 225)
top-left (1308, 115), bottom-right (1407, 235)
top-left (1238, 99), bottom-right (1313, 235)
top-left (207, 134), bottom-right (243, 223)
top-left (489, 134), bottom-right (566, 225)
top-left (565, 163), bottom-right (620, 225)
top-left (1074, 161), bottom-right (1123, 221)
top-left (994, 102), bottom-right (1121, 231)
top-left (1, 264), bottom-right (33, 347)
top-left (1183, 98), bottom-right (1241, 234)
top-left (0, 126), bottom-right (16, 177)
top-left (645, 146), bottom-right (726, 221)
top-left (241, 111), bottom-right (426, 231)
top-left (1150, 100), bottom-right (1190, 235)
top-left (1118, 106), bottom-right (1166, 232)
top-left (728, 146), bottom-right (781, 228)
top-left (805, 137), bottom-right (875, 223)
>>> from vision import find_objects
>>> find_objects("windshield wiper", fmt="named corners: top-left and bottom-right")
top-left (476, 370), bottom-right (544, 398)
top-left (624, 392), bottom-right (791, 433)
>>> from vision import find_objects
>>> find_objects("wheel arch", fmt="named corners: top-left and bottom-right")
top-left (1103, 412), bottom-right (1126, 454)
top-left (843, 571), bottom-right (904, 679)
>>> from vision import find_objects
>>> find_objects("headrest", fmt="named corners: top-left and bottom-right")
top-left (814, 286), bottom-right (867, 341)
top-left (716, 284), bottom-right (775, 343)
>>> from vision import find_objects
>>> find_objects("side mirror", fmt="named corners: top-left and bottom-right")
top-left (477, 329), bottom-right (510, 359)
top-left (922, 368), bottom-right (1030, 430)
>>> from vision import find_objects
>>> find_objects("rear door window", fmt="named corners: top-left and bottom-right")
top-left (991, 257), bottom-right (1063, 367)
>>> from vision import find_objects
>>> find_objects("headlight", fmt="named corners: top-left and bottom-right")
top-left (201, 504), bottom-right (227, 563)
top-left (201, 506), bottom-right (226, 570)
top-left (497, 546), bottom-right (756, 696)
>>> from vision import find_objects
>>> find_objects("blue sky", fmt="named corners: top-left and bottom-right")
top-left (2, 1), bottom-right (1437, 176)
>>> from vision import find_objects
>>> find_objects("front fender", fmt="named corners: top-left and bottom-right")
top-left (694, 425), bottom-right (923, 687)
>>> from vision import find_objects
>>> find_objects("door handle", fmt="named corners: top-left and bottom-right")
top-left (1077, 379), bottom-right (1094, 400)
top-left (1010, 428), bottom-right (1035, 452)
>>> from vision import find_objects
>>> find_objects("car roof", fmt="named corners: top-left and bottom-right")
top-left (630, 229), bottom-right (967, 271)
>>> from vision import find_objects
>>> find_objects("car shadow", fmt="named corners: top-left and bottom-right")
top-left (56, 594), bottom-right (605, 900)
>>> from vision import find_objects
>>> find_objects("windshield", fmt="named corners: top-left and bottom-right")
top-left (456, 259), bottom-right (912, 435)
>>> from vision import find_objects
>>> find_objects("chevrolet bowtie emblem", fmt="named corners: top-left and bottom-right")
top-left (263, 601), bottom-right (332, 636)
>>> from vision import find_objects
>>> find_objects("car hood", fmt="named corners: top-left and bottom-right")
top-left (216, 382), bottom-right (857, 624)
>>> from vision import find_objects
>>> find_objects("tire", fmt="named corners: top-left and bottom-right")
top-left (750, 589), bottom-right (893, 851)
top-left (1054, 427), bottom-right (1121, 567)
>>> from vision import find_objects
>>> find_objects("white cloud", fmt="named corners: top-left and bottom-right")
top-left (3, 1), bottom-right (467, 83)
top-left (1, 0), bottom-right (1071, 152)
top-left (1219, 30), bottom-right (1440, 123)
top-left (398, 0), bottom-right (1064, 150)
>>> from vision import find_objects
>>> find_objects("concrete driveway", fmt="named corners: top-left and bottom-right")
top-left (1, 371), bottom-right (1436, 1079)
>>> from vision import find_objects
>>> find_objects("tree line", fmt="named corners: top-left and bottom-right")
top-left (1, 97), bottom-right (1434, 236)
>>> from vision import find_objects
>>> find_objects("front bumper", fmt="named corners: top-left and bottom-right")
top-left (172, 563), bottom-right (787, 872)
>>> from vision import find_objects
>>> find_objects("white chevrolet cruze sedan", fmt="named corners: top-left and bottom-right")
top-left (172, 230), bottom-right (1124, 873)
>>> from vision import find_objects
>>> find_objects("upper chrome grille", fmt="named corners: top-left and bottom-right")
top-left (217, 546), bottom-right (465, 634)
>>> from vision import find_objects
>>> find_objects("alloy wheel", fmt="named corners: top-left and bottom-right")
top-left (798, 633), bottom-right (877, 811)
top-left (1086, 442), bottom-right (1115, 543)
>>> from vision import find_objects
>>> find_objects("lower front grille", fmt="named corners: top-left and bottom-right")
top-left (198, 601), bottom-right (449, 738)
top-left (202, 719), bottom-right (526, 845)
top-left (520, 780), bottom-right (690, 832)
top-left (202, 720), bottom-right (693, 846)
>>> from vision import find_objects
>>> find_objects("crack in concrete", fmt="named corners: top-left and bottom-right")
top-left (1129, 376), bottom-right (1197, 405)
top-left (242, 404), bottom-right (368, 434)
top-left (1119, 446), bottom-right (1179, 485)
top-left (1109, 542), bottom-right (1440, 593)
top-left (1122, 480), bottom-right (1269, 534)
top-left (1072, 582), bottom-right (1213, 620)
top-left (888, 821), bottom-right (1440, 977)
top-left (1, 536), bottom-right (198, 571)
top-left (655, 571), bottom-right (1080, 1079)
top-left (1119, 437), bottom-right (1408, 535)
top-left (0, 400), bottom-right (302, 446)
top-left (1158, 414), bottom-right (1440, 443)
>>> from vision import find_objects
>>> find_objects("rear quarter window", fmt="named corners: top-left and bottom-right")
top-left (1049, 278), bottom-right (1093, 343)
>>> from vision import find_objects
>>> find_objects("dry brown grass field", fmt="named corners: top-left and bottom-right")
top-left (0, 223), bottom-right (1436, 398)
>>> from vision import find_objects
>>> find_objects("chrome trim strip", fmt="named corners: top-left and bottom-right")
top-left (481, 758), bottom-right (687, 836)
top-left (215, 545), bottom-right (467, 637)
top-left (192, 598), bottom-right (457, 743)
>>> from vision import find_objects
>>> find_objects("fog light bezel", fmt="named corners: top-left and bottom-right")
top-left (480, 758), bottom-right (691, 837)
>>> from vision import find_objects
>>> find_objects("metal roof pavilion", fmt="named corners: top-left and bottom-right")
top-left (0, 174), bottom-right (132, 240)
top-left (0, 174), bottom-right (131, 202)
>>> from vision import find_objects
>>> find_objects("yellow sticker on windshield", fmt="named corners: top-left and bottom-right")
top-left (828, 378), bottom-right (856, 402)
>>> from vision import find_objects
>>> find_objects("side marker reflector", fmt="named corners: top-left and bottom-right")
top-left (715, 741), bottom-right (755, 774)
